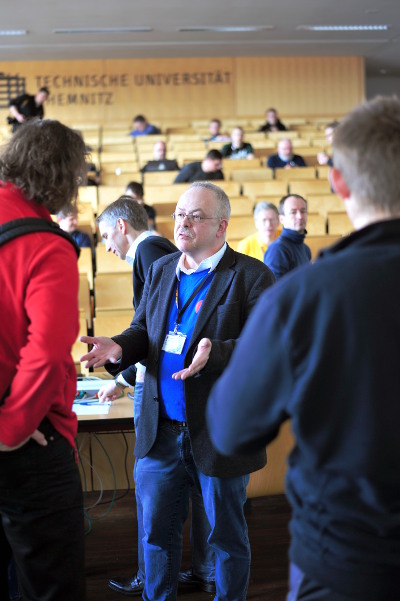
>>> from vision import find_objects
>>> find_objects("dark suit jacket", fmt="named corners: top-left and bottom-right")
top-left (121, 235), bottom-right (177, 386)
top-left (109, 245), bottom-right (275, 477)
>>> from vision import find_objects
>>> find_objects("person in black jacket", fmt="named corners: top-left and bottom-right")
top-left (8, 87), bottom-right (49, 132)
top-left (258, 107), bottom-right (287, 133)
top-left (174, 149), bottom-right (224, 183)
top-left (207, 95), bottom-right (400, 601)
top-left (221, 126), bottom-right (255, 160)
top-left (95, 196), bottom-right (216, 597)
top-left (96, 197), bottom-right (176, 406)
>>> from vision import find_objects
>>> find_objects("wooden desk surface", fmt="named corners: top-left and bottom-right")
top-left (77, 391), bottom-right (134, 433)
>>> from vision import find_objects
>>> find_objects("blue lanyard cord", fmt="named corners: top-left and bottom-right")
top-left (174, 271), bottom-right (214, 333)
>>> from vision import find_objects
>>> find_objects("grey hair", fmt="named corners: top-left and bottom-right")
top-left (333, 95), bottom-right (400, 214)
top-left (96, 195), bottom-right (148, 231)
top-left (187, 182), bottom-right (231, 220)
top-left (253, 201), bottom-right (279, 220)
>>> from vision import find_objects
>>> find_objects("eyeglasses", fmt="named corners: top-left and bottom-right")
top-left (171, 212), bottom-right (220, 224)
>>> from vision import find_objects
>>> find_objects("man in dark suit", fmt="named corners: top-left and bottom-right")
top-left (81, 182), bottom-right (275, 600)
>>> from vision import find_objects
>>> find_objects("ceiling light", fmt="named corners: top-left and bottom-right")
top-left (178, 26), bottom-right (275, 33)
top-left (297, 25), bottom-right (389, 31)
top-left (0, 30), bottom-right (28, 36)
top-left (53, 27), bottom-right (153, 34)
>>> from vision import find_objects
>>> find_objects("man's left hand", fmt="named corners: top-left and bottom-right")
top-left (172, 338), bottom-right (212, 381)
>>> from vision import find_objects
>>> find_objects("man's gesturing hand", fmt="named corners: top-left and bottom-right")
top-left (80, 336), bottom-right (122, 369)
top-left (172, 338), bottom-right (212, 381)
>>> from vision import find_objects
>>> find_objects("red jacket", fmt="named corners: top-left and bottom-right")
top-left (0, 182), bottom-right (79, 449)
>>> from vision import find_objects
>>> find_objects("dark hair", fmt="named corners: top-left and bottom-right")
top-left (39, 87), bottom-right (50, 96)
top-left (279, 194), bottom-right (307, 215)
top-left (125, 181), bottom-right (144, 198)
top-left (0, 118), bottom-right (87, 214)
top-left (133, 115), bottom-right (146, 123)
top-left (205, 149), bottom-right (223, 161)
top-left (143, 204), bottom-right (156, 221)
top-left (210, 118), bottom-right (221, 126)
top-left (96, 195), bottom-right (149, 231)
top-left (57, 206), bottom-right (78, 219)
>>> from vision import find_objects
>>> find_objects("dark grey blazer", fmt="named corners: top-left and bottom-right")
top-left (110, 245), bottom-right (275, 477)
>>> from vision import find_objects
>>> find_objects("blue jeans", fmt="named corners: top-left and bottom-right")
top-left (0, 419), bottom-right (85, 601)
top-left (134, 384), bottom-right (214, 583)
top-left (133, 381), bottom-right (144, 432)
top-left (136, 420), bottom-right (250, 601)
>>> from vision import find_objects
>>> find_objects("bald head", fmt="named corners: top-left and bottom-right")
top-left (153, 141), bottom-right (167, 160)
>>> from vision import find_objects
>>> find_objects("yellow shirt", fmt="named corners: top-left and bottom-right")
top-left (237, 229), bottom-right (281, 262)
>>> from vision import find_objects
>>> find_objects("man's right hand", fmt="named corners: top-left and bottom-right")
top-left (98, 381), bottom-right (123, 403)
top-left (80, 336), bottom-right (122, 369)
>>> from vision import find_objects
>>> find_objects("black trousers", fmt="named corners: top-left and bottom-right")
top-left (0, 420), bottom-right (85, 601)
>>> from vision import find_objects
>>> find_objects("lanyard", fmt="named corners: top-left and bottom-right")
top-left (174, 270), bottom-right (214, 334)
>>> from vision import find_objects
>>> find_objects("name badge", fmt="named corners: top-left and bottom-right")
top-left (162, 331), bottom-right (187, 355)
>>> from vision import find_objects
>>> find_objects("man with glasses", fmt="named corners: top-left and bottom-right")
top-left (81, 181), bottom-right (274, 600)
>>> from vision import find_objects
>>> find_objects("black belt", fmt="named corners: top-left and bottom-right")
top-left (161, 417), bottom-right (188, 429)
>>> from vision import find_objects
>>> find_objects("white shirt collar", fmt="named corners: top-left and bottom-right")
top-left (125, 230), bottom-right (155, 266)
top-left (176, 242), bottom-right (227, 278)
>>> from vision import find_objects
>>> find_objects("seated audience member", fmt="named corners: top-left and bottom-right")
top-left (221, 127), bottom-right (255, 160)
top-left (204, 119), bottom-right (231, 143)
top-left (86, 160), bottom-right (101, 186)
top-left (125, 181), bottom-right (159, 234)
top-left (258, 108), bottom-right (287, 133)
top-left (267, 138), bottom-right (306, 170)
top-left (141, 141), bottom-right (179, 173)
top-left (237, 202), bottom-right (281, 262)
top-left (74, 129), bottom-right (101, 186)
top-left (264, 194), bottom-right (311, 280)
top-left (129, 114), bottom-right (161, 137)
top-left (174, 149), bottom-right (224, 183)
top-left (317, 120), bottom-right (340, 166)
top-left (57, 207), bottom-right (92, 248)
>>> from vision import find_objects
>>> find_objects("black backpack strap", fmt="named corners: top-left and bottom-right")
top-left (0, 217), bottom-right (80, 257)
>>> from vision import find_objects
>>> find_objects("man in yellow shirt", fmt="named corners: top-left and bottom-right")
top-left (237, 201), bottom-right (280, 261)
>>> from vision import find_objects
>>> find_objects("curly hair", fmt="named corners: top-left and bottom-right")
top-left (0, 118), bottom-right (88, 214)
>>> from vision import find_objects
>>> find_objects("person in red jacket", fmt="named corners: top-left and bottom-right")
top-left (0, 118), bottom-right (87, 601)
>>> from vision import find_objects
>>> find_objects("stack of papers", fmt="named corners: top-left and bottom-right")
top-left (74, 377), bottom-right (111, 415)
